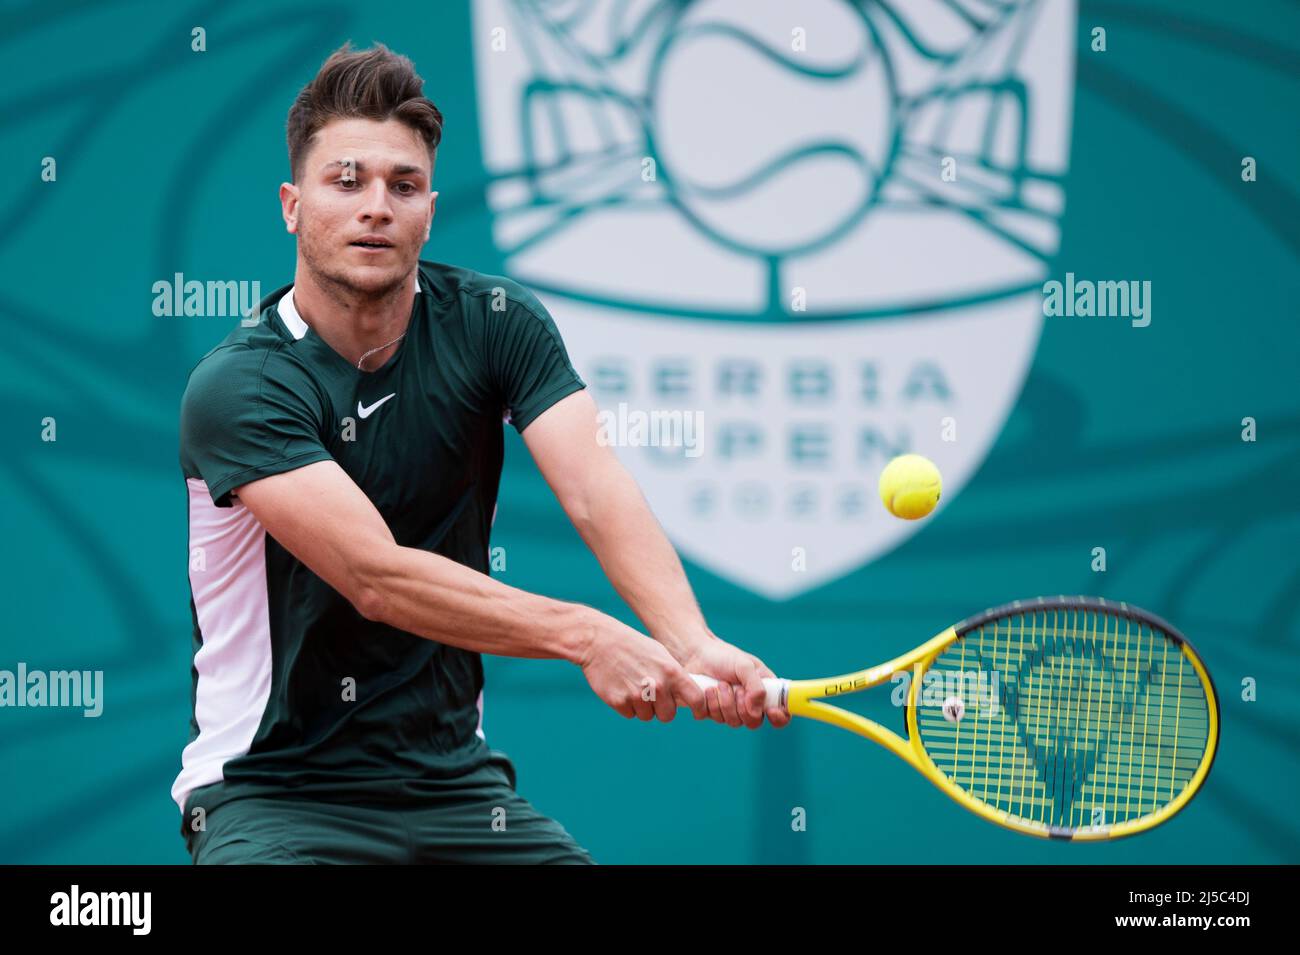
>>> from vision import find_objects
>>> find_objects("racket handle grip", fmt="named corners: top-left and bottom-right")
top-left (689, 674), bottom-right (788, 711)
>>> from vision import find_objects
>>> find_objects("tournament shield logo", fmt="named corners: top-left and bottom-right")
top-left (472, 0), bottom-right (1075, 599)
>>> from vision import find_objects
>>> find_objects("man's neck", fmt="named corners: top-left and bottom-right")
top-left (292, 265), bottom-right (418, 370)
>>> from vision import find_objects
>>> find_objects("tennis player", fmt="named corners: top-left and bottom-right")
top-left (171, 43), bottom-right (788, 865)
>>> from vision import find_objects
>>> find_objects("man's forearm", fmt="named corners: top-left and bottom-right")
top-left (360, 543), bottom-right (593, 664)
top-left (568, 457), bottom-right (713, 658)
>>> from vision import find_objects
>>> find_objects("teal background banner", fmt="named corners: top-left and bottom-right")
top-left (0, 0), bottom-right (1296, 863)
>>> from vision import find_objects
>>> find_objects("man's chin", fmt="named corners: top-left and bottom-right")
top-left (334, 260), bottom-right (412, 297)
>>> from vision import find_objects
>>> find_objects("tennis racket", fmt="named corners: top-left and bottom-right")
top-left (692, 596), bottom-right (1219, 841)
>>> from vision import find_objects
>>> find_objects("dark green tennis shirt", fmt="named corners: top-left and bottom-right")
top-left (171, 260), bottom-right (586, 825)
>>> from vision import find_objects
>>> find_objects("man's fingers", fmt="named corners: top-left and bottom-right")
top-left (671, 672), bottom-right (707, 720)
top-left (731, 657), bottom-right (766, 721)
top-left (705, 685), bottom-right (723, 722)
top-left (748, 657), bottom-right (789, 726)
top-left (652, 677), bottom-right (677, 722)
top-left (632, 696), bottom-right (655, 721)
top-left (717, 681), bottom-right (743, 727)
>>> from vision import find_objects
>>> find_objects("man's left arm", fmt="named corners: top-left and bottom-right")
top-left (522, 389), bottom-right (790, 729)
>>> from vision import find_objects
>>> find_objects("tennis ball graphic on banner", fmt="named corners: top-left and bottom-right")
top-left (651, 1), bottom-right (892, 256)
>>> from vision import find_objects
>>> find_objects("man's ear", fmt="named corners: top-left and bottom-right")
top-left (426, 190), bottom-right (438, 240)
top-left (280, 182), bottom-right (301, 235)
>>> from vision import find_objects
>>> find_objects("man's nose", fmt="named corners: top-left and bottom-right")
top-left (358, 179), bottom-right (394, 220)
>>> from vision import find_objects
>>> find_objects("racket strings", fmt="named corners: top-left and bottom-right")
top-left (915, 608), bottom-right (1211, 833)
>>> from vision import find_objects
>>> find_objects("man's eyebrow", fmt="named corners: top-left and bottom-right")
top-left (320, 159), bottom-right (427, 177)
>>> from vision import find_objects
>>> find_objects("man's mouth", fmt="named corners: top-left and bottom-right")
top-left (351, 237), bottom-right (394, 249)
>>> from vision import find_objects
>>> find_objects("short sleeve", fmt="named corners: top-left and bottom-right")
top-left (179, 345), bottom-right (334, 507)
top-left (482, 282), bottom-right (586, 433)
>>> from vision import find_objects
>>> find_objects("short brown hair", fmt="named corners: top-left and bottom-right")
top-left (286, 42), bottom-right (443, 182)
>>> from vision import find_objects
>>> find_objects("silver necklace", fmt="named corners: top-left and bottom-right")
top-left (356, 330), bottom-right (407, 371)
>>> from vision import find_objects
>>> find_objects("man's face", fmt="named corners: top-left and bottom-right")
top-left (283, 117), bottom-right (435, 297)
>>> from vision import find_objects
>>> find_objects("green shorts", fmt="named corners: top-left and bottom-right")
top-left (184, 751), bottom-right (594, 865)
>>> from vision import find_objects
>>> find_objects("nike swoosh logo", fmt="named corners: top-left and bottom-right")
top-left (357, 393), bottom-right (396, 419)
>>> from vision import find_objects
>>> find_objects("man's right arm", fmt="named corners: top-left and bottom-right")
top-left (233, 459), bottom-right (705, 721)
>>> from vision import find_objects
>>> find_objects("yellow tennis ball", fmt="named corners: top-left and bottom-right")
top-left (878, 454), bottom-right (942, 520)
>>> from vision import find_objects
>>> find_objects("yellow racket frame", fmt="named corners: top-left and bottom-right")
top-left (785, 611), bottom-right (1220, 841)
